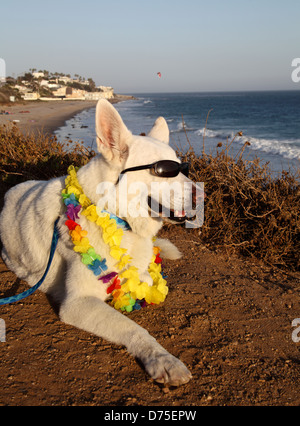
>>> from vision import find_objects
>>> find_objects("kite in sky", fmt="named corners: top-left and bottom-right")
top-left (157, 72), bottom-right (162, 78)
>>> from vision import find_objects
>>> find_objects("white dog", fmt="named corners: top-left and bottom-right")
top-left (0, 99), bottom-right (194, 386)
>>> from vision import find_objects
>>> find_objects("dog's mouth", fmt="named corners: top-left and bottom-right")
top-left (147, 197), bottom-right (195, 223)
top-left (167, 207), bottom-right (187, 223)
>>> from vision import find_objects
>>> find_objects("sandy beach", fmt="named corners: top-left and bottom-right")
top-left (0, 95), bottom-right (133, 136)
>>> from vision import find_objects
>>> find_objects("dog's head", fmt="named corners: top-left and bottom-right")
top-left (95, 99), bottom-right (199, 237)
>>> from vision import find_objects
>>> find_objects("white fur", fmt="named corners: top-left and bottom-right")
top-left (0, 99), bottom-right (192, 386)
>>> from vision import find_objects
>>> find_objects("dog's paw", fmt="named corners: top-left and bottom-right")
top-left (144, 352), bottom-right (192, 386)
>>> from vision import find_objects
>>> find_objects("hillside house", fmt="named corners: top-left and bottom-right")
top-left (22, 92), bottom-right (40, 101)
top-left (53, 86), bottom-right (86, 100)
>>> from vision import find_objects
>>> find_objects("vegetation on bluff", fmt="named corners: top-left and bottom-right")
top-left (0, 123), bottom-right (299, 271)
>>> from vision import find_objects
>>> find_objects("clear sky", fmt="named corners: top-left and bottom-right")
top-left (0, 0), bottom-right (299, 93)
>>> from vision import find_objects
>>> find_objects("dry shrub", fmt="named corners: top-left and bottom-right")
top-left (179, 137), bottom-right (300, 271)
top-left (0, 123), bottom-right (299, 271)
top-left (0, 124), bottom-right (96, 185)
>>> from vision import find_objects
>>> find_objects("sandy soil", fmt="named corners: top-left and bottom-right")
top-left (0, 218), bottom-right (299, 406)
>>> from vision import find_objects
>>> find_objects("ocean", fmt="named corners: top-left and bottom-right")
top-left (54, 91), bottom-right (300, 174)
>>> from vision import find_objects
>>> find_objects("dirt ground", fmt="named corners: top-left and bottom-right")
top-left (0, 198), bottom-right (299, 406)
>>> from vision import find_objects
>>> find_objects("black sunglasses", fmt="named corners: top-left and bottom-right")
top-left (120, 160), bottom-right (189, 178)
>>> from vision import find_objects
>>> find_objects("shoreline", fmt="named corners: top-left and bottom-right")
top-left (0, 95), bottom-right (134, 136)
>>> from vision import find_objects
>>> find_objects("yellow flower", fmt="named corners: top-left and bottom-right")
top-left (110, 246), bottom-right (127, 261)
top-left (145, 286), bottom-right (166, 305)
top-left (82, 205), bottom-right (98, 222)
top-left (157, 281), bottom-right (168, 296)
top-left (132, 282), bottom-right (150, 300)
top-left (96, 214), bottom-right (111, 228)
top-left (65, 173), bottom-right (82, 187)
top-left (120, 266), bottom-right (139, 281)
top-left (111, 229), bottom-right (124, 246)
top-left (113, 291), bottom-right (133, 311)
top-left (122, 276), bottom-right (140, 294)
top-left (67, 165), bottom-right (78, 177)
top-left (149, 264), bottom-right (162, 283)
top-left (79, 193), bottom-right (91, 209)
top-left (73, 237), bottom-right (92, 253)
top-left (117, 255), bottom-right (132, 270)
top-left (101, 223), bottom-right (114, 238)
top-left (103, 225), bottom-right (123, 247)
top-left (64, 166), bottom-right (85, 196)
top-left (114, 294), bottom-right (135, 312)
top-left (66, 185), bottom-right (82, 197)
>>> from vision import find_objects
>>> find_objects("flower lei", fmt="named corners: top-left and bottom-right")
top-left (62, 166), bottom-right (168, 313)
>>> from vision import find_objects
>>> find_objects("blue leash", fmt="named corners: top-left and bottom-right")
top-left (0, 219), bottom-right (60, 306)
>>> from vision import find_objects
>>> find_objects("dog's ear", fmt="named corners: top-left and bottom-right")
top-left (147, 117), bottom-right (169, 144)
top-left (95, 99), bottom-right (132, 164)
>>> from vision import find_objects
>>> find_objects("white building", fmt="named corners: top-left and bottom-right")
top-left (40, 79), bottom-right (51, 87)
top-left (98, 85), bottom-right (113, 92)
top-left (22, 92), bottom-right (40, 101)
top-left (47, 83), bottom-right (60, 89)
top-left (14, 84), bottom-right (28, 93)
top-left (58, 76), bottom-right (72, 85)
top-left (32, 72), bottom-right (45, 79)
top-left (85, 90), bottom-right (114, 100)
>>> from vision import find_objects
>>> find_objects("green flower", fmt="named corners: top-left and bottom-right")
top-left (81, 248), bottom-right (102, 265)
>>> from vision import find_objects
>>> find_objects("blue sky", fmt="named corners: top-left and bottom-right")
top-left (0, 0), bottom-right (299, 93)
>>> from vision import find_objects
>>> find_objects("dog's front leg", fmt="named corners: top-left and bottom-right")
top-left (60, 295), bottom-right (192, 386)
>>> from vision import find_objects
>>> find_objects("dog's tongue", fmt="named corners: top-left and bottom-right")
top-left (175, 210), bottom-right (186, 218)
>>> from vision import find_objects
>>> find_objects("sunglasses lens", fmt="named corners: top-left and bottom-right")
top-left (154, 161), bottom-right (180, 177)
top-left (153, 161), bottom-right (190, 177)
top-left (181, 163), bottom-right (189, 177)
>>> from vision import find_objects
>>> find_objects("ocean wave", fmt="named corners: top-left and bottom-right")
top-left (239, 135), bottom-right (300, 160)
top-left (195, 127), bottom-right (234, 140)
top-left (143, 100), bottom-right (152, 104)
top-left (170, 121), bottom-right (196, 133)
top-left (195, 127), bottom-right (300, 160)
